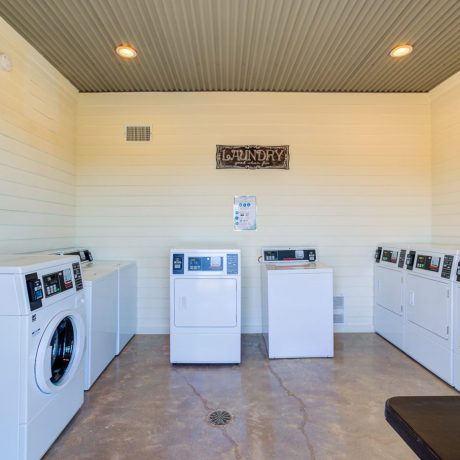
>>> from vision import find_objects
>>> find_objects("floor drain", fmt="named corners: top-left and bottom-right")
top-left (208, 410), bottom-right (232, 426)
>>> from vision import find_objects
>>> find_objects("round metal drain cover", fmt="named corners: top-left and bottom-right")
top-left (208, 410), bottom-right (232, 426)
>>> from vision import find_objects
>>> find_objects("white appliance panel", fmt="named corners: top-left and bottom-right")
top-left (406, 275), bottom-right (450, 340)
top-left (174, 278), bottom-right (237, 327)
top-left (267, 271), bottom-right (333, 357)
top-left (375, 267), bottom-right (403, 316)
top-left (84, 269), bottom-right (117, 389)
top-left (118, 262), bottom-right (137, 353)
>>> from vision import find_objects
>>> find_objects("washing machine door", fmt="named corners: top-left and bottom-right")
top-left (35, 309), bottom-right (85, 394)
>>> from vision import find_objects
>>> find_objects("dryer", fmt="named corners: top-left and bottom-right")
top-left (170, 249), bottom-right (241, 364)
top-left (405, 246), bottom-right (458, 385)
top-left (453, 260), bottom-right (460, 391)
top-left (261, 247), bottom-right (333, 358)
top-left (0, 255), bottom-right (85, 460)
top-left (373, 244), bottom-right (412, 350)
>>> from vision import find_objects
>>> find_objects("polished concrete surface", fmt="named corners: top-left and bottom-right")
top-left (45, 334), bottom-right (457, 459)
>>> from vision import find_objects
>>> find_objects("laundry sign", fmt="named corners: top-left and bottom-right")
top-left (216, 145), bottom-right (289, 169)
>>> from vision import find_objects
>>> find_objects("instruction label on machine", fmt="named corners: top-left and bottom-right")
top-left (233, 196), bottom-right (256, 231)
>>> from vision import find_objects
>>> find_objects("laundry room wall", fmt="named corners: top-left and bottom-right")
top-left (76, 92), bottom-right (432, 333)
top-left (0, 18), bottom-right (78, 253)
top-left (430, 70), bottom-right (460, 246)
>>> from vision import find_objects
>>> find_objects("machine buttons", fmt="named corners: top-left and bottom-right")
top-left (25, 273), bottom-right (43, 311)
top-left (398, 250), bottom-right (407, 268)
top-left (227, 253), bottom-right (239, 275)
top-left (382, 249), bottom-right (398, 264)
top-left (406, 251), bottom-right (415, 270)
top-left (441, 255), bottom-right (454, 279)
top-left (172, 254), bottom-right (184, 274)
top-left (72, 262), bottom-right (84, 291)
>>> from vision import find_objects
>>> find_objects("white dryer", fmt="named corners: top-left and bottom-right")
top-left (0, 255), bottom-right (85, 460)
top-left (170, 249), bottom-right (241, 364)
top-left (453, 260), bottom-right (460, 391)
top-left (261, 247), bottom-right (334, 358)
top-left (373, 244), bottom-right (412, 350)
top-left (405, 246), bottom-right (458, 385)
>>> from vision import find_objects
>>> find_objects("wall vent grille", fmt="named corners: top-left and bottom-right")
top-left (333, 296), bottom-right (345, 324)
top-left (126, 125), bottom-right (151, 142)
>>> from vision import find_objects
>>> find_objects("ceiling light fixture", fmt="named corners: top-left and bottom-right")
top-left (116, 45), bottom-right (137, 59)
top-left (390, 44), bottom-right (413, 58)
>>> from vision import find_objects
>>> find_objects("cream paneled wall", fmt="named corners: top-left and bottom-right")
top-left (431, 71), bottom-right (460, 245)
top-left (76, 92), bottom-right (431, 333)
top-left (0, 18), bottom-right (78, 253)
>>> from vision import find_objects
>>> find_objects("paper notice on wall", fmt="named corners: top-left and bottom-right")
top-left (234, 196), bottom-right (256, 231)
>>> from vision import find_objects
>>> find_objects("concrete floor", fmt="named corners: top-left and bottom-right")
top-left (45, 334), bottom-right (457, 459)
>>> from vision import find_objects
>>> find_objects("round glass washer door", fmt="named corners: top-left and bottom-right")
top-left (35, 310), bottom-right (85, 394)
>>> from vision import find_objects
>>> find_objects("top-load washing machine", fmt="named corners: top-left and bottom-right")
top-left (81, 263), bottom-right (118, 389)
top-left (54, 250), bottom-right (137, 356)
top-left (261, 247), bottom-right (333, 358)
top-left (373, 244), bottom-right (413, 350)
top-left (170, 249), bottom-right (241, 364)
top-left (404, 245), bottom-right (458, 385)
top-left (0, 254), bottom-right (85, 460)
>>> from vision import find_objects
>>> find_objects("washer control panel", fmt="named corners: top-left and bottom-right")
top-left (43, 268), bottom-right (73, 297)
top-left (263, 248), bottom-right (317, 263)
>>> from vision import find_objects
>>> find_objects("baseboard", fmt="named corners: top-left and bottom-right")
top-left (136, 324), bottom-right (375, 334)
top-left (334, 324), bottom-right (374, 333)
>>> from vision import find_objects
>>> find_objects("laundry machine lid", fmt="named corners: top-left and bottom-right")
top-left (0, 255), bottom-right (78, 274)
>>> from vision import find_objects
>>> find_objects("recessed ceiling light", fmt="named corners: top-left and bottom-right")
top-left (116, 45), bottom-right (137, 59)
top-left (390, 44), bottom-right (413, 58)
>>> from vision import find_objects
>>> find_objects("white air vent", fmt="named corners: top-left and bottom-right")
top-left (125, 125), bottom-right (151, 142)
top-left (333, 296), bottom-right (345, 324)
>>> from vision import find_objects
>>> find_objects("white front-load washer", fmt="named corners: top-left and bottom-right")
top-left (261, 247), bottom-right (334, 358)
top-left (0, 254), bottom-right (85, 460)
top-left (373, 244), bottom-right (412, 350)
top-left (170, 249), bottom-right (241, 364)
top-left (404, 245), bottom-right (458, 385)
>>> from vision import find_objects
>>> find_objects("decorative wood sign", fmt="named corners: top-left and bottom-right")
top-left (216, 145), bottom-right (289, 169)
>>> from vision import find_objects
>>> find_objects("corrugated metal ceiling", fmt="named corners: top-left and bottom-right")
top-left (1, 0), bottom-right (460, 93)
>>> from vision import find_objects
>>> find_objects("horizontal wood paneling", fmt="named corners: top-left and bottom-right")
top-left (0, 18), bottom-right (78, 253)
top-left (431, 71), bottom-right (460, 245)
top-left (76, 92), bottom-right (431, 333)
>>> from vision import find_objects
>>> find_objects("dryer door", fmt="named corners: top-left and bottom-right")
top-left (174, 278), bottom-right (237, 327)
top-left (375, 267), bottom-right (403, 315)
top-left (35, 309), bottom-right (85, 394)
